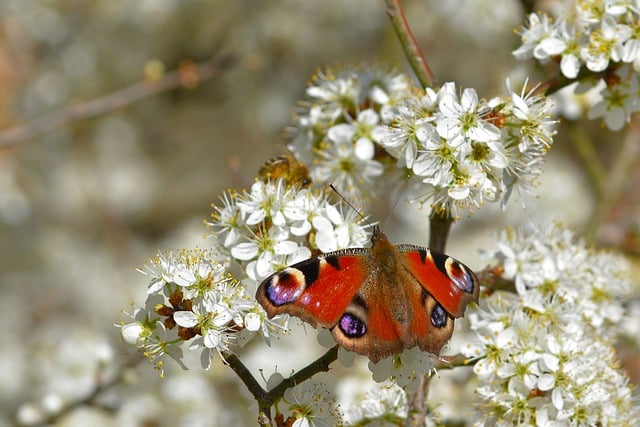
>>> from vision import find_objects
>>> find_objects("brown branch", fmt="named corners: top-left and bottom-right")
top-left (0, 54), bottom-right (235, 149)
top-left (428, 210), bottom-right (453, 252)
top-left (24, 354), bottom-right (144, 426)
top-left (406, 374), bottom-right (430, 427)
top-left (224, 345), bottom-right (339, 425)
top-left (478, 266), bottom-right (517, 293)
top-left (385, 0), bottom-right (436, 88)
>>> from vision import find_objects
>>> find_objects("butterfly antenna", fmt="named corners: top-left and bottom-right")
top-left (329, 184), bottom-right (371, 226)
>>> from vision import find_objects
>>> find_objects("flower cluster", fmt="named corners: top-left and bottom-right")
top-left (119, 177), bottom-right (373, 373)
top-left (513, 4), bottom-right (640, 130)
top-left (209, 179), bottom-right (371, 281)
top-left (288, 63), bottom-right (556, 216)
top-left (119, 248), bottom-right (276, 372)
top-left (380, 80), bottom-right (555, 214)
top-left (287, 63), bottom-right (412, 200)
top-left (462, 223), bottom-right (636, 424)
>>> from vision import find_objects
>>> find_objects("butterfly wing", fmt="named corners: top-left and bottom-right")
top-left (256, 249), bottom-right (370, 328)
top-left (397, 244), bottom-right (480, 318)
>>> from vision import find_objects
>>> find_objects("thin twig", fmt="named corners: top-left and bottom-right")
top-left (224, 345), bottom-right (339, 424)
top-left (407, 374), bottom-right (429, 427)
top-left (478, 266), bottom-right (516, 293)
top-left (585, 116), bottom-right (640, 240)
top-left (0, 54), bottom-right (235, 149)
top-left (385, 0), bottom-right (436, 88)
top-left (434, 354), bottom-right (479, 370)
top-left (26, 354), bottom-right (144, 426)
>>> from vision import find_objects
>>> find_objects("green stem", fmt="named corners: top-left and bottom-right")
top-left (568, 122), bottom-right (606, 198)
top-left (385, 0), bottom-right (436, 88)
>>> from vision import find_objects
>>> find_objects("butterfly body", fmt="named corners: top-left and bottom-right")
top-left (256, 225), bottom-right (479, 362)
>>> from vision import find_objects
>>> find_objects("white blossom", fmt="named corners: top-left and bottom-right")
top-left (464, 223), bottom-right (636, 424)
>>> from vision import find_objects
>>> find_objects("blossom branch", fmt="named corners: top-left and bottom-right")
top-left (225, 346), bottom-right (339, 423)
top-left (478, 266), bottom-right (516, 293)
top-left (586, 115), bottom-right (640, 239)
top-left (28, 354), bottom-right (143, 426)
top-left (428, 210), bottom-right (453, 252)
top-left (0, 54), bottom-right (235, 149)
top-left (385, 0), bottom-right (436, 88)
top-left (434, 354), bottom-right (479, 370)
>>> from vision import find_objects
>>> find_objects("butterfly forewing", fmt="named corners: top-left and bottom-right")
top-left (256, 249), bottom-right (370, 328)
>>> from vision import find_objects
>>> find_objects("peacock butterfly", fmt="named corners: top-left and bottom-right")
top-left (256, 224), bottom-right (480, 362)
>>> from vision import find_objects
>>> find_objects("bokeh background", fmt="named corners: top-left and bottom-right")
top-left (1, 0), bottom-right (638, 425)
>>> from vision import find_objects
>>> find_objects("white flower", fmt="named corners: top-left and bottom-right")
top-left (313, 202), bottom-right (371, 252)
top-left (342, 383), bottom-right (407, 425)
top-left (582, 15), bottom-right (631, 72)
top-left (512, 13), bottom-right (558, 61)
top-left (237, 180), bottom-right (293, 227)
top-left (368, 347), bottom-right (437, 393)
top-left (313, 123), bottom-right (384, 198)
top-left (208, 191), bottom-right (245, 248)
top-left (286, 63), bottom-right (414, 205)
top-left (436, 84), bottom-right (501, 144)
top-left (283, 382), bottom-right (342, 426)
top-left (465, 223), bottom-right (636, 424)
top-left (587, 72), bottom-right (638, 130)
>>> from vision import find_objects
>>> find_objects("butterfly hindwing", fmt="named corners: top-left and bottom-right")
top-left (256, 249), bottom-right (369, 328)
top-left (398, 244), bottom-right (480, 318)
top-left (330, 255), bottom-right (457, 362)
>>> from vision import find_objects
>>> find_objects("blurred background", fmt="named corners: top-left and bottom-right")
top-left (0, 0), bottom-right (638, 425)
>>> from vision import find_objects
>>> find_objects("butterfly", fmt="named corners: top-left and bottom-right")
top-left (256, 225), bottom-right (480, 362)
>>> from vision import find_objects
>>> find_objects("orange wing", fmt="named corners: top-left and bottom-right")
top-left (398, 244), bottom-right (480, 318)
top-left (256, 249), bottom-right (369, 328)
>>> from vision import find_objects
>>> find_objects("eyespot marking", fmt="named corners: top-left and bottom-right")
top-left (265, 268), bottom-right (306, 306)
top-left (338, 313), bottom-right (367, 338)
top-left (430, 303), bottom-right (448, 328)
top-left (445, 258), bottom-right (476, 294)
